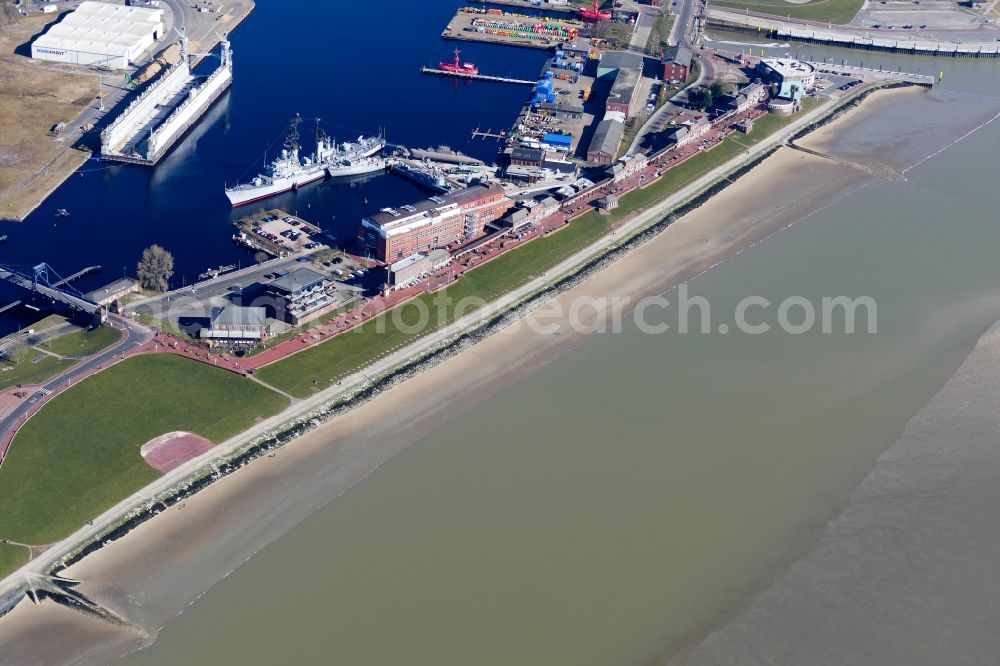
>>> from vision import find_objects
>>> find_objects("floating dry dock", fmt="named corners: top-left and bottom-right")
top-left (100, 38), bottom-right (233, 165)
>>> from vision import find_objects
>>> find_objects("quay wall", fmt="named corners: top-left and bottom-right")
top-left (707, 18), bottom-right (1000, 58)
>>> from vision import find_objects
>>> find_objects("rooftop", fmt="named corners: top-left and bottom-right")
top-left (608, 67), bottom-right (641, 106)
top-left (663, 45), bottom-right (693, 68)
top-left (33, 1), bottom-right (163, 58)
top-left (212, 305), bottom-right (267, 328)
top-left (268, 267), bottom-right (327, 294)
top-left (759, 58), bottom-right (816, 79)
top-left (588, 117), bottom-right (625, 157)
top-left (389, 253), bottom-right (429, 273)
top-left (365, 184), bottom-right (507, 236)
top-left (599, 50), bottom-right (644, 73)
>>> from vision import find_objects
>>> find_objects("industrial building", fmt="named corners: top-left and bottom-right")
top-left (31, 1), bottom-right (164, 68)
top-left (587, 111), bottom-right (626, 165)
top-left (662, 46), bottom-right (693, 83)
top-left (606, 67), bottom-right (641, 115)
top-left (597, 51), bottom-right (643, 79)
top-left (359, 184), bottom-right (512, 263)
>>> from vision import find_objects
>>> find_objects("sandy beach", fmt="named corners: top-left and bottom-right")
top-left (0, 136), bottom-right (875, 663)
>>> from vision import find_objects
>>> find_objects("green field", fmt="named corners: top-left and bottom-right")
top-left (0, 543), bottom-right (27, 577)
top-left (255, 214), bottom-right (612, 398)
top-left (710, 0), bottom-right (864, 24)
top-left (0, 354), bottom-right (72, 392)
top-left (41, 325), bottom-right (123, 358)
top-left (0, 354), bottom-right (288, 555)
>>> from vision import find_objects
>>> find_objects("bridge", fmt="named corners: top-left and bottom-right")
top-left (0, 263), bottom-right (102, 318)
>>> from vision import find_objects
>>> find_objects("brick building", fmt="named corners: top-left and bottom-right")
top-left (662, 46), bottom-right (692, 83)
top-left (359, 184), bottom-right (512, 262)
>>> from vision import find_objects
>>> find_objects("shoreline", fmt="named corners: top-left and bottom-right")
top-left (0, 83), bottom-right (907, 602)
top-left (0, 85), bottom-right (913, 648)
top-left (0, 143), bottom-right (878, 666)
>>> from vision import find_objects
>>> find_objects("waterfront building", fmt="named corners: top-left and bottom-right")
top-left (359, 184), bottom-right (512, 263)
top-left (387, 249), bottom-right (450, 289)
top-left (662, 46), bottom-right (693, 83)
top-left (31, 1), bottom-right (164, 68)
top-left (264, 267), bottom-right (335, 325)
top-left (200, 305), bottom-right (269, 345)
top-left (86, 277), bottom-right (138, 308)
top-left (511, 146), bottom-right (546, 168)
top-left (757, 58), bottom-right (816, 89)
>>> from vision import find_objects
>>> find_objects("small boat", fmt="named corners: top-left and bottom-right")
top-left (55, 209), bottom-right (70, 217)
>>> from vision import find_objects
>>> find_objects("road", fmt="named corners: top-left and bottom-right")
top-left (127, 252), bottom-right (329, 322)
top-left (629, 10), bottom-right (655, 52)
top-left (628, 0), bottom-right (713, 155)
top-left (0, 316), bottom-right (153, 464)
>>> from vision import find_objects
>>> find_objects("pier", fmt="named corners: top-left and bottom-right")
top-left (470, 127), bottom-right (508, 141)
top-left (52, 265), bottom-right (101, 288)
top-left (420, 66), bottom-right (534, 86)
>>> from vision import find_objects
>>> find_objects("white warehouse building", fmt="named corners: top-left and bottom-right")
top-left (31, 1), bottom-right (164, 69)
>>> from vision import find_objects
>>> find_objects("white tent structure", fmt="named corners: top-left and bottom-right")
top-left (31, 1), bottom-right (164, 69)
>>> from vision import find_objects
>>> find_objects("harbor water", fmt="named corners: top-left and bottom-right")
top-left (0, 0), bottom-right (547, 333)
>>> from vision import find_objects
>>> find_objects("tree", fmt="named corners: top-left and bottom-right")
top-left (687, 87), bottom-right (713, 110)
top-left (709, 80), bottom-right (730, 99)
top-left (2, 337), bottom-right (27, 363)
top-left (137, 244), bottom-right (174, 292)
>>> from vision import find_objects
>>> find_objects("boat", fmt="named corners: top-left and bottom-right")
top-left (55, 208), bottom-right (70, 217)
top-left (440, 48), bottom-right (478, 76)
top-left (225, 117), bottom-right (385, 207)
top-left (326, 154), bottom-right (388, 178)
top-left (578, 0), bottom-right (611, 21)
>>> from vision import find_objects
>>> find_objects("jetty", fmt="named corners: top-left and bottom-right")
top-left (420, 66), bottom-right (534, 86)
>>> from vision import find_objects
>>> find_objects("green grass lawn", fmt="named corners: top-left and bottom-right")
top-left (0, 354), bottom-right (288, 554)
top-left (40, 324), bottom-right (123, 358)
top-left (710, 0), bottom-right (864, 24)
top-left (0, 543), bottom-right (27, 577)
top-left (0, 354), bottom-right (72, 392)
top-left (255, 214), bottom-right (612, 398)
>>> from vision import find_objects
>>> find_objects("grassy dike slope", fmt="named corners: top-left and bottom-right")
top-left (0, 355), bottom-right (288, 551)
top-left (710, 0), bottom-right (863, 24)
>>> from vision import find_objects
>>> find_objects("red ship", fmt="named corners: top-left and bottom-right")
top-left (578, 0), bottom-right (612, 21)
top-left (440, 48), bottom-right (479, 76)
